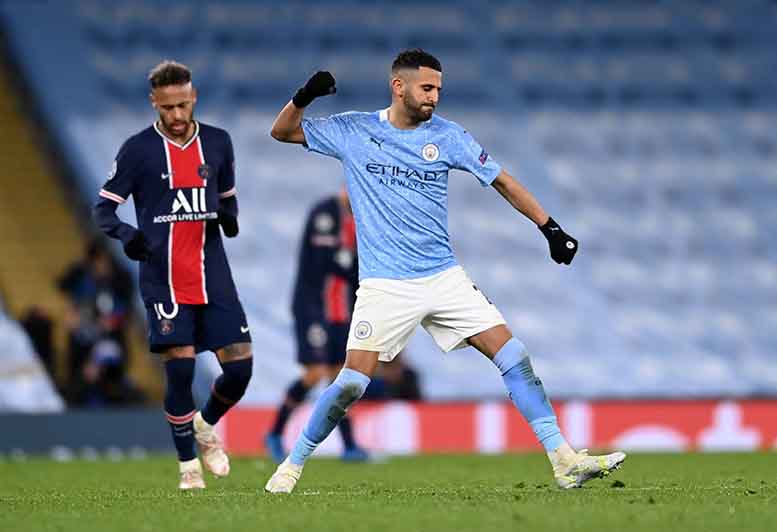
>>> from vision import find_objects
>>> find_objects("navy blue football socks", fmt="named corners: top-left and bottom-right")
top-left (270, 379), bottom-right (309, 435)
top-left (164, 358), bottom-right (197, 462)
top-left (201, 358), bottom-right (252, 425)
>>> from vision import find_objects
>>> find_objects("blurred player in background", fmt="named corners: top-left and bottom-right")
top-left (94, 61), bottom-right (253, 490)
top-left (264, 188), bottom-right (368, 463)
top-left (265, 49), bottom-right (626, 493)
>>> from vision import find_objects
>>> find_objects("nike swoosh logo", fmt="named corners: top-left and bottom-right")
top-left (240, 326), bottom-right (249, 333)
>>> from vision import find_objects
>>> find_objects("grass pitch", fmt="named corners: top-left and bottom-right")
top-left (1, 453), bottom-right (775, 532)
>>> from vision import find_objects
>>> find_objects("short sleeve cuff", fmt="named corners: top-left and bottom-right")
top-left (219, 187), bottom-right (237, 199)
top-left (477, 163), bottom-right (502, 187)
top-left (99, 189), bottom-right (127, 204)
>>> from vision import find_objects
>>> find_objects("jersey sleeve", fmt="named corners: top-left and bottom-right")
top-left (98, 139), bottom-right (139, 204)
top-left (300, 113), bottom-right (352, 160)
top-left (218, 132), bottom-right (237, 199)
top-left (450, 127), bottom-right (502, 187)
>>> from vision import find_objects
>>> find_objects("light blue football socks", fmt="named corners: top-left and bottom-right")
top-left (288, 368), bottom-right (371, 465)
top-left (491, 338), bottom-right (566, 452)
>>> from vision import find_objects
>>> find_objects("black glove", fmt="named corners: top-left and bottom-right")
top-left (218, 196), bottom-right (239, 238)
top-left (539, 217), bottom-right (578, 265)
top-left (292, 71), bottom-right (336, 108)
top-left (123, 230), bottom-right (151, 261)
top-left (219, 213), bottom-right (239, 238)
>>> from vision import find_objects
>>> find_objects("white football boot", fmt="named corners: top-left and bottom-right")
top-left (264, 457), bottom-right (304, 494)
top-left (550, 443), bottom-right (626, 489)
top-left (179, 458), bottom-right (206, 490)
top-left (193, 412), bottom-right (230, 477)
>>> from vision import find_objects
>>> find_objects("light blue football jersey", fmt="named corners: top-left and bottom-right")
top-left (301, 109), bottom-right (501, 280)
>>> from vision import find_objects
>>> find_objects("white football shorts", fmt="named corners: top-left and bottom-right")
top-left (346, 265), bottom-right (506, 361)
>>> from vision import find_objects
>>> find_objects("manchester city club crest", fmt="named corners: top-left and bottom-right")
top-left (159, 319), bottom-right (175, 336)
top-left (354, 321), bottom-right (373, 340)
top-left (198, 163), bottom-right (212, 179)
top-left (422, 143), bottom-right (440, 162)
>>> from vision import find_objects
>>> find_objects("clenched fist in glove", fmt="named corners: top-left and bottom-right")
top-left (292, 71), bottom-right (337, 108)
top-left (539, 217), bottom-right (578, 265)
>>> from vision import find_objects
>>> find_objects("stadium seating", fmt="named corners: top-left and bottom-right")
top-left (0, 306), bottom-right (64, 413)
top-left (1, 0), bottom-right (775, 401)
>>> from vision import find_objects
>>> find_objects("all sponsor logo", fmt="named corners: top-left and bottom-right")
top-left (153, 188), bottom-right (218, 223)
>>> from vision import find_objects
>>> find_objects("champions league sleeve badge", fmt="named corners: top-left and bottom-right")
top-left (107, 160), bottom-right (117, 180)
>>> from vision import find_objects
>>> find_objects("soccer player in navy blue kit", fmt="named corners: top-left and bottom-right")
top-left (265, 188), bottom-right (368, 463)
top-left (265, 49), bottom-right (626, 492)
top-left (94, 61), bottom-right (252, 489)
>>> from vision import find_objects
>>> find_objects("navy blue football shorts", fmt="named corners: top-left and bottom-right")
top-left (146, 299), bottom-right (251, 354)
top-left (294, 318), bottom-right (349, 366)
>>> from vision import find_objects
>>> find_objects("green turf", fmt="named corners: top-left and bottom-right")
top-left (1, 453), bottom-right (776, 532)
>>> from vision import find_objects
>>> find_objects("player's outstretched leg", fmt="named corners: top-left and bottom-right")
top-left (490, 337), bottom-right (626, 489)
top-left (197, 357), bottom-right (253, 477)
top-left (164, 358), bottom-right (204, 489)
top-left (265, 379), bottom-right (310, 463)
top-left (265, 368), bottom-right (371, 493)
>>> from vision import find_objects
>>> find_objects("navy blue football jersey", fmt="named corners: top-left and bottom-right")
top-left (98, 122), bottom-right (239, 305)
top-left (292, 196), bottom-right (358, 325)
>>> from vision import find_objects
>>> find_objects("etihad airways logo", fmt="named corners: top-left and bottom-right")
top-left (366, 162), bottom-right (447, 191)
top-left (153, 188), bottom-right (218, 223)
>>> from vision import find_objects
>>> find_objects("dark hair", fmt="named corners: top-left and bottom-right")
top-left (391, 48), bottom-right (442, 74)
top-left (148, 60), bottom-right (192, 89)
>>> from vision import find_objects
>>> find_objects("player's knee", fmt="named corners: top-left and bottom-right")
top-left (333, 367), bottom-right (370, 406)
top-left (491, 337), bottom-right (529, 375)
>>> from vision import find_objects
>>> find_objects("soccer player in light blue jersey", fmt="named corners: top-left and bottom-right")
top-left (265, 49), bottom-right (626, 492)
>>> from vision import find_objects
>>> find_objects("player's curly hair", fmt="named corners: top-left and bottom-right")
top-left (391, 49), bottom-right (442, 73)
top-left (148, 60), bottom-right (192, 89)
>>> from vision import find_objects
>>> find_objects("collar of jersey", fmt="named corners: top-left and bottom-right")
top-left (378, 108), bottom-right (431, 134)
top-left (153, 120), bottom-right (200, 150)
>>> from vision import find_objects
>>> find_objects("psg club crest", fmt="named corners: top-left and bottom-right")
top-left (422, 143), bottom-right (440, 162)
top-left (307, 323), bottom-right (328, 349)
top-left (159, 319), bottom-right (174, 336)
top-left (198, 163), bottom-right (212, 180)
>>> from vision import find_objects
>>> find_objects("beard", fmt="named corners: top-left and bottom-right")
top-left (403, 93), bottom-right (435, 123)
top-left (161, 114), bottom-right (193, 137)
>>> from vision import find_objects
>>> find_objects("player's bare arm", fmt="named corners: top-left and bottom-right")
top-left (270, 71), bottom-right (336, 144)
top-left (492, 169), bottom-right (579, 265)
top-left (270, 101), bottom-right (307, 143)
top-left (492, 169), bottom-right (549, 226)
